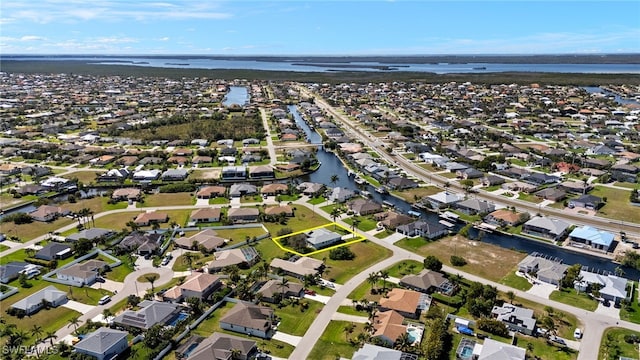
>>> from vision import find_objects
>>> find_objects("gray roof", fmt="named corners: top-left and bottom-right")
top-left (220, 301), bottom-right (273, 331)
top-left (578, 271), bottom-right (629, 299)
top-left (0, 261), bottom-right (29, 283)
top-left (518, 255), bottom-right (568, 283)
top-left (74, 327), bottom-right (128, 354)
top-left (352, 343), bottom-right (403, 360)
top-left (113, 300), bottom-right (181, 330)
top-left (523, 216), bottom-right (570, 236)
top-left (35, 242), bottom-right (71, 259)
top-left (189, 332), bottom-right (257, 360)
top-left (306, 228), bottom-right (342, 247)
top-left (400, 269), bottom-right (448, 291)
top-left (162, 168), bottom-right (188, 178)
top-left (478, 338), bottom-right (525, 360)
top-left (491, 304), bottom-right (536, 331)
top-left (12, 285), bottom-right (67, 312)
top-left (66, 228), bottom-right (114, 242)
top-left (455, 198), bottom-right (495, 212)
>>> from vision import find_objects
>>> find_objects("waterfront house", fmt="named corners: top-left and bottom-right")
top-left (329, 187), bottom-right (356, 203)
top-left (518, 254), bottom-right (568, 286)
top-left (377, 211), bottom-right (413, 230)
top-left (347, 198), bottom-right (383, 216)
top-left (219, 302), bottom-right (275, 339)
top-left (297, 182), bottom-right (325, 197)
top-left (74, 327), bottom-right (129, 360)
top-left (491, 304), bottom-right (536, 335)
top-left (221, 166), bottom-right (247, 180)
top-left (132, 169), bottom-right (161, 182)
top-left (426, 191), bottom-right (463, 209)
top-left (574, 271), bottom-right (630, 305)
top-left (522, 216), bottom-right (571, 241)
top-left (270, 257), bottom-right (324, 279)
top-left (113, 300), bottom-right (183, 330)
top-left (162, 272), bottom-right (223, 302)
top-left (161, 168), bottom-right (188, 181)
top-left (250, 165), bottom-right (275, 179)
top-left (29, 205), bottom-right (69, 222)
top-left (400, 269), bottom-right (454, 295)
top-left (387, 177), bottom-right (418, 190)
top-left (454, 198), bottom-right (495, 215)
top-left (187, 332), bottom-right (257, 360)
top-left (98, 168), bottom-right (130, 182)
top-left (396, 220), bottom-right (448, 239)
top-left (484, 209), bottom-right (529, 227)
top-left (379, 288), bottom-right (430, 319)
top-left (568, 226), bottom-right (615, 252)
top-left (11, 285), bottom-right (67, 315)
top-left (261, 183), bottom-right (288, 195)
top-left (111, 188), bottom-right (141, 201)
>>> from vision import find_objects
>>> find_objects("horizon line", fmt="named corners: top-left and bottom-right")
top-left (2, 52), bottom-right (640, 57)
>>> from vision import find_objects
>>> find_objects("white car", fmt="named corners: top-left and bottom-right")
top-left (574, 328), bottom-right (582, 339)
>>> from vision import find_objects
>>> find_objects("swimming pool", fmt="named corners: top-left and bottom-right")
top-left (182, 342), bottom-right (199, 357)
top-left (168, 312), bottom-right (189, 327)
top-left (456, 338), bottom-right (476, 360)
top-left (406, 324), bottom-right (424, 344)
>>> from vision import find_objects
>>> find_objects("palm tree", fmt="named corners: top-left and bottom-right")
top-left (379, 270), bottom-right (390, 293)
top-left (144, 274), bottom-right (159, 293)
top-left (330, 174), bottom-right (339, 188)
top-left (44, 330), bottom-right (57, 347)
top-left (394, 332), bottom-right (413, 351)
top-left (330, 207), bottom-right (342, 229)
top-left (506, 290), bottom-right (516, 304)
top-left (126, 220), bottom-right (140, 233)
top-left (367, 272), bottom-right (379, 293)
top-left (351, 217), bottom-right (361, 236)
top-left (278, 277), bottom-right (290, 298)
top-left (183, 252), bottom-right (197, 271)
top-left (67, 317), bottom-right (82, 334)
top-left (31, 324), bottom-right (43, 344)
top-left (364, 321), bottom-right (374, 334)
top-left (8, 329), bottom-right (28, 348)
top-left (102, 308), bottom-right (113, 322)
top-left (343, 322), bottom-right (355, 341)
top-left (230, 348), bottom-right (243, 360)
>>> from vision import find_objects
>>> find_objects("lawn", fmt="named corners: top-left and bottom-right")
top-left (591, 186), bottom-right (640, 223)
top-left (395, 235), bottom-right (527, 282)
top-left (208, 197), bottom-right (229, 204)
top-left (599, 327), bottom-right (640, 360)
top-left (514, 334), bottom-right (578, 360)
top-left (620, 282), bottom-right (640, 324)
top-left (384, 259), bottom-right (423, 278)
top-left (276, 194), bottom-right (301, 202)
top-left (500, 270), bottom-right (533, 291)
top-left (0, 244), bottom-right (9, 252)
top-left (263, 205), bottom-right (331, 235)
top-left (63, 196), bottom-right (128, 215)
top-left (313, 241), bottom-right (392, 284)
top-left (4, 216), bottom-right (74, 242)
top-left (274, 299), bottom-right (324, 336)
top-left (62, 170), bottom-right (102, 184)
top-left (94, 211), bottom-right (143, 231)
top-left (137, 192), bottom-right (194, 207)
top-left (549, 288), bottom-right (599, 311)
top-left (192, 301), bottom-right (294, 358)
top-left (342, 215), bottom-right (378, 232)
top-left (254, 238), bottom-right (286, 262)
top-left (348, 278), bottom-right (399, 303)
top-left (307, 196), bottom-right (326, 205)
top-left (374, 229), bottom-right (396, 239)
top-left (214, 227), bottom-right (267, 243)
top-left (66, 286), bottom-right (113, 305)
top-left (307, 320), bottom-right (367, 360)
top-left (104, 256), bottom-right (135, 282)
top-left (391, 186), bottom-right (440, 202)
top-left (172, 252), bottom-right (213, 272)
top-left (0, 306), bottom-right (81, 347)
top-left (512, 296), bottom-right (579, 339)
top-left (337, 305), bottom-right (369, 316)
top-left (518, 192), bottom-right (544, 204)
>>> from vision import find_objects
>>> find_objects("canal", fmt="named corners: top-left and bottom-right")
top-left (222, 86), bottom-right (249, 107)
top-left (288, 104), bottom-right (640, 278)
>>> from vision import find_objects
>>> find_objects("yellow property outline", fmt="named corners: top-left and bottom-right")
top-left (271, 222), bottom-right (366, 257)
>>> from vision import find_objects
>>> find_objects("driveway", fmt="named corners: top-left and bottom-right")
top-left (594, 302), bottom-right (621, 319)
top-left (304, 293), bottom-right (331, 304)
top-left (61, 299), bottom-right (95, 314)
top-left (331, 312), bottom-right (368, 323)
top-left (90, 278), bottom-right (123, 293)
top-left (526, 281), bottom-right (557, 299)
top-left (272, 331), bottom-right (302, 346)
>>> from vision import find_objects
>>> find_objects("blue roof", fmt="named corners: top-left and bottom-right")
top-left (569, 226), bottom-right (614, 247)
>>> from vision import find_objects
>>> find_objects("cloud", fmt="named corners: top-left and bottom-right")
top-left (158, 37), bottom-right (170, 41)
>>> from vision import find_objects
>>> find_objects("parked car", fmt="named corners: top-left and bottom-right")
top-left (304, 289), bottom-right (316, 296)
top-left (98, 295), bottom-right (111, 305)
top-left (574, 328), bottom-right (582, 339)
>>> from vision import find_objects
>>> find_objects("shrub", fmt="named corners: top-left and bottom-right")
top-left (450, 255), bottom-right (467, 267)
top-left (477, 318), bottom-right (509, 337)
top-left (159, 183), bottom-right (195, 193)
top-left (423, 255), bottom-right (443, 271)
top-left (25, 257), bottom-right (57, 269)
top-left (329, 246), bottom-right (355, 260)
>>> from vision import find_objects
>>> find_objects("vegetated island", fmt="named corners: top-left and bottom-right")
top-left (2, 59), bottom-right (640, 86)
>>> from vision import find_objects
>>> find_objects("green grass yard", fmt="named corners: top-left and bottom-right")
top-left (549, 288), bottom-right (599, 312)
top-left (307, 321), bottom-right (366, 360)
top-left (598, 328), bottom-right (640, 360)
top-left (312, 241), bottom-right (392, 284)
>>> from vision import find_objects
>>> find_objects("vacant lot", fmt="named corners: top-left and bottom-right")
top-left (137, 192), bottom-right (194, 207)
top-left (392, 185), bottom-right (441, 202)
top-left (308, 320), bottom-right (366, 360)
top-left (62, 170), bottom-right (102, 184)
top-left (395, 235), bottom-right (527, 281)
top-left (263, 205), bottom-right (331, 235)
top-left (591, 186), bottom-right (640, 223)
top-left (312, 241), bottom-right (392, 284)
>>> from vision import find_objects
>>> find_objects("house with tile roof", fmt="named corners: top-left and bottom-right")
top-left (113, 300), bottom-right (183, 330)
top-left (575, 271), bottom-right (630, 305)
top-left (29, 205), bottom-right (69, 222)
top-left (162, 272), bottom-right (223, 302)
top-left (400, 270), bottom-right (454, 295)
top-left (379, 288), bottom-right (430, 319)
top-left (74, 327), bottom-right (129, 360)
top-left (227, 207), bottom-right (259, 223)
top-left (133, 211), bottom-right (168, 226)
top-left (483, 209), bottom-right (528, 227)
top-left (57, 259), bottom-right (108, 286)
top-left (219, 302), bottom-right (275, 339)
top-left (189, 208), bottom-right (221, 223)
top-left (270, 257), bottom-right (324, 279)
top-left (196, 185), bottom-right (227, 199)
top-left (208, 247), bottom-right (260, 271)
top-left (174, 229), bottom-right (226, 252)
top-left (371, 310), bottom-right (407, 346)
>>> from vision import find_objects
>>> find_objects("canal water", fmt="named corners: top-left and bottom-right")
top-left (289, 104), bottom-right (640, 278)
top-left (222, 86), bottom-right (249, 107)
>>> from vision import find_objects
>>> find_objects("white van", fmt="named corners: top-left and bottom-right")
top-left (98, 295), bottom-right (111, 305)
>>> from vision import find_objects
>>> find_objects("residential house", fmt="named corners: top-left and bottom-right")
top-left (189, 208), bottom-right (221, 223)
top-left (196, 186), bottom-right (226, 199)
top-left (522, 216), bottom-right (571, 241)
top-left (161, 168), bottom-right (188, 181)
top-left (264, 205), bottom-right (294, 217)
top-left (371, 310), bottom-right (407, 346)
top-left (34, 242), bottom-right (72, 261)
top-left (113, 300), bottom-right (183, 330)
top-left (477, 338), bottom-right (526, 360)
top-left (221, 166), bottom-right (247, 180)
top-left (482, 175), bottom-right (505, 187)
top-left (347, 198), bottom-right (383, 216)
top-left (400, 269), bottom-right (455, 295)
top-left (426, 191), bottom-right (463, 209)
top-left (396, 220), bottom-right (448, 239)
top-left (377, 211), bottom-right (414, 230)
top-left (11, 286), bottom-right (67, 315)
top-left (133, 211), bottom-right (168, 226)
top-left (518, 254), bottom-right (568, 286)
top-left (219, 302), bottom-right (275, 339)
top-left (524, 172), bottom-right (560, 186)
top-left (174, 229), bottom-right (226, 252)
top-left (483, 209), bottom-right (528, 227)
top-left (454, 198), bottom-right (495, 215)
top-left (188, 332), bottom-right (257, 360)
top-left (57, 259), bottom-right (108, 286)
top-left (270, 257), bottom-right (324, 279)
top-left (379, 288), bottom-right (430, 319)
top-left (66, 228), bottom-right (115, 243)
top-left (297, 182), bottom-right (325, 197)
top-left (352, 344), bottom-right (405, 360)
top-left (261, 183), bottom-right (288, 195)
top-left (611, 164), bottom-right (639, 183)
top-left (0, 262), bottom-right (30, 283)
top-left (111, 188), bottom-right (141, 201)
top-left (257, 279), bottom-right (304, 303)
top-left (558, 181), bottom-right (592, 195)
top-left (98, 168), bottom-right (130, 182)
top-left (456, 168), bottom-right (484, 179)
top-left (569, 194), bottom-right (604, 210)
top-left (29, 205), bottom-right (69, 222)
top-left (74, 327), bottom-right (129, 360)
top-left (249, 165), bottom-right (275, 179)
top-left (116, 232), bottom-right (163, 255)
top-left (162, 272), bottom-right (223, 302)
top-left (329, 187), bottom-right (356, 203)
top-left (491, 304), bottom-right (536, 335)
top-left (568, 226), bottom-right (615, 252)
top-left (227, 208), bottom-right (259, 223)
top-left (574, 271), bottom-right (630, 305)
top-left (132, 169), bottom-right (161, 182)
top-left (209, 247), bottom-right (260, 271)
top-left (228, 183), bottom-right (257, 197)
top-left (305, 228), bottom-right (343, 249)
top-left (534, 187), bottom-right (567, 202)
top-left (387, 177), bottom-right (418, 190)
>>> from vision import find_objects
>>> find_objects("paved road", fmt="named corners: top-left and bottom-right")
top-left (259, 107), bottom-right (279, 167)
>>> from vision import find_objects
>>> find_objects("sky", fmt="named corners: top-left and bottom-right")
top-left (1, 0), bottom-right (639, 55)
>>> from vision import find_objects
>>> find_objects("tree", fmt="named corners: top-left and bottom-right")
top-left (186, 297), bottom-right (204, 316)
top-left (44, 330), bottom-right (58, 346)
top-left (278, 277), bottom-right (290, 299)
top-left (330, 207), bottom-right (342, 229)
top-left (367, 272), bottom-right (379, 293)
top-left (126, 220), bottom-right (140, 233)
top-left (183, 252), bottom-right (197, 271)
top-left (394, 332), bottom-right (413, 352)
top-left (379, 270), bottom-right (390, 292)
top-left (423, 255), bottom-right (442, 271)
top-left (67, 316), bottom-right (82, 334)
top-left (32, 324), bottom-right (43, 344)
top-left (506, 290), bottom-right (516, 304)
top-left (343, 322), bottom-right (355, 341)
top-left (144, 274), bottom-right (159, 293)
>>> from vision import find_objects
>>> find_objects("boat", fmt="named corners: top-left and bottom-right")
top-left (382, 200), bottom-right (395, 208)
top-left (407, 210), bottom-right (421, 218)
top-left (473, 66), bottom-right (487, 70)
top-left (375, 187), bottom-right (388, 194)
top-left (354, 177), bottom-right (366, 185)
top-left (360, 191), bottom-right (372, 198)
